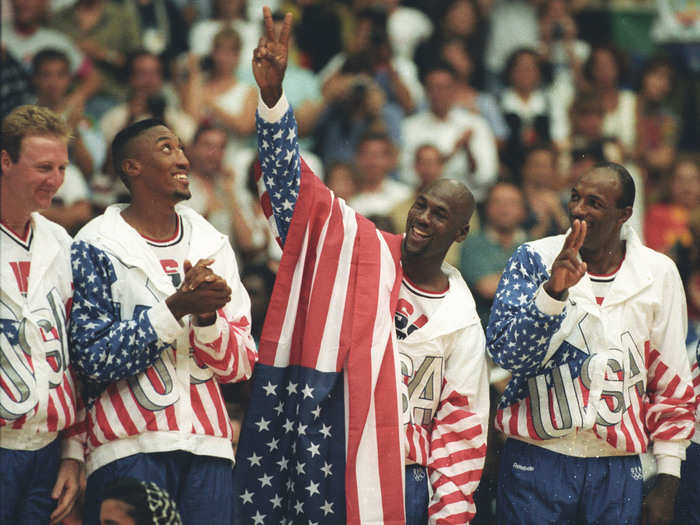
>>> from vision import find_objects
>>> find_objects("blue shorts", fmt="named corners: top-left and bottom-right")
top-left (405, 464), bottom-right (429, 525)
top-left (497, 439), bottom-right (642, 525)
top-left (84, 451), bottom-right (233, 525)
top-left (674, 441), bottom-right (700, 525)
top-left (0, 438), bottom-right (61, 525)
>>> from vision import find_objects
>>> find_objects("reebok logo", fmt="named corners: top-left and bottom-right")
top-left (630, 466), bottom-right (643, 481)
top-left (512, 462), bottom-right (534, 472)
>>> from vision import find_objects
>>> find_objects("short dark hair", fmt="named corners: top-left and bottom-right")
top-left (31, 48), bottom-right (70, 75)
top-left (111, 118), bottom-right (165, 189)
top-left (502, 47), bottom-right (550, 86)
top-left (101, 478), bottom-right (182, 525)
top-left (419, 59), bottom-right (456, 86)
top-left (192, 123), bottom-right (227, 145)
top-left (593, 161), bottom-right (635, 208)
top-left (124, 50), bottom-right (162, 81)
top-left (356, 130), bottom-right (392, 152)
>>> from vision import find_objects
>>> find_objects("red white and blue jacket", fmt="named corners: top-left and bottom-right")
top-left (70, 205), bottom-right (257, 474)
top-left (0, 213), bottom-right (83, 460)
top-left (487, 227), bottom-right (695, 476)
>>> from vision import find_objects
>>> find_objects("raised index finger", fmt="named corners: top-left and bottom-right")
top-left (573, 219), bottom-right (587, 252)
top-left (278, 12), bottom-right (294, 47)
top-left (262, 6), bottom-right (276, 41)
top-left (563, 219), bottom-right (580, 250)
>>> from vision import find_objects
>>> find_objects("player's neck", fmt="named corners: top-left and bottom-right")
top-left (402, 257), bottom-right (448, 292)
top-left (580, 239), bottom-right (626, 275)
top-left (0, 193), bottom-right (32, 235)
top-left (121, 199), bottom-right (179, 240)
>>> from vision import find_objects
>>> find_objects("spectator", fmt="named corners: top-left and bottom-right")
top-left (460, 182), bottom-right (528, 329)
top-left (401, 62), bottom-right (498, 203)
top-left (100, 50), bottom-right (196, 146)
top-left (50, 0), bottom-right (141, 108)
top-left (0, 46), bottom-right (32, 119)
top-left (560, 90), bottom-right (646, 238)
top-left (439, 37), bottom-right (509, 146)
top-left (635, 56), bottom-right (680, 187)
top-left (348, 131), bottom-right (412, 217)
top-left (2, 0), bottom-right (102, 109)
top-left (182, 124), bottom-right (239, 240)
top-left (31, 48), bottom-right (107, 180)
top-left (325, 161), bottom-right (358, 203)
top-left (582, 45), bottom-right (637, 156)
top-left (42, 164), bottom-right (94, 236)
top-left (483, 0), bottom-right (540, 91)
top-left (520, 144), bottom-right (570, 239)
top-left (645, 157), bottom-right (700, 256)
top-left (385, 0), bottom-right (433, 61)
top-left (188, 0), bottom-right (260, 79)
top-left (499, 48), bottom-right (553, 174)
top-left (319, 6), bottom-right (423, 117)
top-left (182, 27), bottom-right (256, 152)
top-left (415, 0), bottom-right (488, 89)
top-left (126, 0), bottom-right (189, 67)
top-left (100, 478), bottom-right (182, 525)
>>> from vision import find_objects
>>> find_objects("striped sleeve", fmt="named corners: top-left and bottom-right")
top-left (428, 323), bottom-right (489, 524)
top-left (645, 262), bottom-right (695, 475)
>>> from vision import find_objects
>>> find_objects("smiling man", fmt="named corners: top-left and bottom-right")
top-left (231, 9), bottom-right (489, 525)
top-left (487, 162), bottom-right (695, 525)
top-left (0, 105), bottom-right (83, 525)
top-left (68, 118), bottom-right (257, 525)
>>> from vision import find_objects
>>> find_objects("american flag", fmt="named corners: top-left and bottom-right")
top-left (232, 124), bottom-right (406, 523)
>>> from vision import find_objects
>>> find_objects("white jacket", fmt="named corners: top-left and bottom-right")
top-left (488, 224), bottom-right (694, 476)
top-left (399, 263), bottom-right (490, 523)
top-left (70, 204), bottom-right (257, 474)
top-left (0, 213), bottom-right (82, 460)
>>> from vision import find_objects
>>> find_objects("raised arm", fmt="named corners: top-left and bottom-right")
top-left (252, 8), bottom-right (302, 247)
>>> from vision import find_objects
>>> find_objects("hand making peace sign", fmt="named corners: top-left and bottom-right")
top-left (252, 7), bottom-right (293, 107)
top-left (543, 219), bottom-right (588, 300)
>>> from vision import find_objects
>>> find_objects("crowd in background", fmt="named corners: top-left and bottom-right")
top-left (1, 0), bottom-right (699, 522)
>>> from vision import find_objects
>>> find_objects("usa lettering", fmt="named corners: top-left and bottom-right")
top-left (0, 289), bottom-right (69, 421)
top-left (529, 331), bottom-right (645, 439)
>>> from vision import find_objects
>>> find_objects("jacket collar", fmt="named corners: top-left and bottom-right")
top-left (1, 213), bottom-right (65, 306)
top-left (400, 262), bottom-right (479, 343)
top-left (93, 204), bottom-right (227, 296)
top-left (568, 224), bottom-right (652, 312)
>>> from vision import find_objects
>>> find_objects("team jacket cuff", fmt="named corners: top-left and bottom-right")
top-left (655, 455), bottom-right (681, 477)
top-left (61, 437), bottom-right (84, 463)
top-left (534, 284), bottom-right (567, 316)
top-left (257, 91), bottom-right (289, 122)
top-left (149, 300), bottom-right (185, 343)
top-left (192, 315), bottom-right (223, 345)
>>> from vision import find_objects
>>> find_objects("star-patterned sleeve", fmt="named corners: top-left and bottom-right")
top-left (486, 244), bottom-right (567, 376)
top-left (69, 241), bottom-right (174, 398)
top-left (256, 93), bottom-right (301, 247)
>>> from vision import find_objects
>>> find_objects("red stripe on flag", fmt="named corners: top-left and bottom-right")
top-left (299, 199), bottom-right (346, 368)
top-left (165, 405), bottom-right (178, 431)
top-left (129, 387), bottom-right (159, 431)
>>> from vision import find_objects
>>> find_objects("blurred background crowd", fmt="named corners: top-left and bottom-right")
top-left (1, 0), bottom-right (698, 522)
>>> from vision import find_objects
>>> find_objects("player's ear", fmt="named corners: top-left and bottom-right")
top-left (122, 158), bottom-right (142, 179)
top-left (454, 223), bottom-right (470, 244)
top-left (0, 150), bottom-right (12, 173)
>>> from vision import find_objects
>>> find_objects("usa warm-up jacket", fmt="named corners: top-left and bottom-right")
top-left (399, 263), bottom-right (489, 523)
top-left (256, 93), bottom-right (489, 524)
top-left (70, 205), bottom-right (257, 475)
top-left (487, 225), bottom-right (695, 476)
top-left (0, 213), bottom-right (83, 460)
